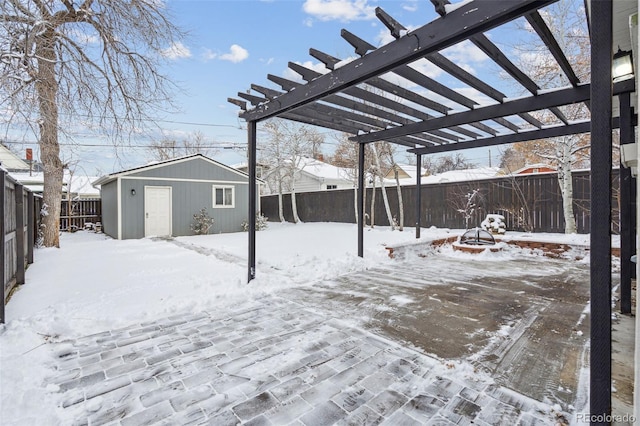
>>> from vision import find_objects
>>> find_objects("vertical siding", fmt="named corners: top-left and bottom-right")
top-left (100, 157), bottom-right (258, 239)
top-left (101, 182), bottom-right (119, 239)
top-left (119, 178), bottom-right (252, 238)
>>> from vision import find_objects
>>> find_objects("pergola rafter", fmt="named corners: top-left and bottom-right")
top-left (228, 0), bottom-right (637, 421)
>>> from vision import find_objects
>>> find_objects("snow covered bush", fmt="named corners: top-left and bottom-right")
top-left (456, 188), bottom-right (483, 229)
top-left (481, 214), bottom-right (506, 234)
top-left (242, 212), bottom-right (268, 232)
top-left (191, 208), bottom-right (214, 235)
top-left (36, 203), bottom-right (49, 247)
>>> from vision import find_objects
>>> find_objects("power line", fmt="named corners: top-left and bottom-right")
top-left (1, 139), bottom-right (248, 149)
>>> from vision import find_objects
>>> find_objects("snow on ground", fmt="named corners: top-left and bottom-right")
top-left (0, 222), bottom-right (598, 424)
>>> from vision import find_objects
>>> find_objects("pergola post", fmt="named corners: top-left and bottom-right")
top-left (357, 142), bottom-right (365, 257)
top-left (248, 120), bottom-right (257, 282)
top-left (416, 153), bottom-right (422, 239)
top-left (589, 0), bottom-right (613, 420)
top-left (619, 91), bottom-right (635, 314)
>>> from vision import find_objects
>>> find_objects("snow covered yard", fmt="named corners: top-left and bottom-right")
top-left (0, 223), bottom-right (606, 424)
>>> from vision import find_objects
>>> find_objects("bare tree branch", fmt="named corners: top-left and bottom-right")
top-left (1, 0), bottom-right (187, 246)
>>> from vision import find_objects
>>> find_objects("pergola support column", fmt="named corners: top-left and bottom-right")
top-left (358, 142), bottom-right (365, 257)
top-left (248, 121), bottom-right (257, 282)
top-left (416, 153), bottom-right (422, 239)
top-left (589, 0), bottom-right (613, 421)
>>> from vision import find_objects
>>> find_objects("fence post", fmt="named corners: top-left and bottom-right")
top-left (15, 184), bottom-right (25, 285)
top-left (27, 192), bottom-right (34, 264)
top-left (1, 170), bottom-right (6, 324)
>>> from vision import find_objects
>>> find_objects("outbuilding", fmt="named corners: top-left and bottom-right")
top-left (93, 154), bottom-right (259, 239)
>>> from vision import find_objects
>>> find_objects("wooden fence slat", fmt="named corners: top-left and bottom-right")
top-left (1, 172), bottom-right (46, 324)
top-left (15, 184), bottom-right (25, 285)
top-left (1, 170), bottom-right (5, 324)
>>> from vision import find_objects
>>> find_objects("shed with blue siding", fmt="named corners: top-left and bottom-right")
top-left (92, 155), bottom-right (260, 239)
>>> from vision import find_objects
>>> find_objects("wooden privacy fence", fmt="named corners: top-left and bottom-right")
top-left (260, 170), bottom-right (620, 234)
top-left (1, 170), bottom-right (42, 324)
top-left (60, 198), bottom-right (101, 231)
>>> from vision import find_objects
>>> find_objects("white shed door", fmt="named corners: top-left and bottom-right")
top-left (144, 186), bottom-right (172, 237)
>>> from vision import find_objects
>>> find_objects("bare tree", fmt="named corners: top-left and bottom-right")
top-left (330, 134), bottom-right (372, 224)
top-left (147, 131), bottom-right (219, 161)
top-left (260, 119), bottom-right (323, 223)
top-left (509, 0), bottom-right (590, 233)
top-left (370, 142), bottom-right (396, 230)
top-left (1, 1), bottom-right (186, 247)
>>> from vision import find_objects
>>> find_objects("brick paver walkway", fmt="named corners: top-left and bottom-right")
top-left (48, 297), bottom-right (563, 425)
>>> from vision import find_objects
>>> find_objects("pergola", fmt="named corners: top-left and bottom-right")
top-left (229, 0), bottom-right (637, 421)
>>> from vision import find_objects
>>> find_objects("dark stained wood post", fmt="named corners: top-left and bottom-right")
top-left (27, 192), bottom-right (34, 264)
top-left (248, 120), bottom-right (257, 282)
top-left (416, 153), bottom-right (422, 239)
top-left (357, 142), bottom-right (365, 257)
top-left (0, 170), bottom-right (5, 324)
top-left (590, 0), bottom-right (613, 421)
top-left (15, 184), bottom-right (25, 286)
top-left (619, 90), bottom-right (634, 314)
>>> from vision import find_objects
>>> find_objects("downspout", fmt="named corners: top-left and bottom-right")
top-left (117, 177), bottom-right (122, 240)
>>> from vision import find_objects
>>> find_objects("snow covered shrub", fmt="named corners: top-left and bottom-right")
top-left (481, 214), bottom-right (506, 234)
top-left (191, 208), bottom-right (214, 235)
top-left (456, 188), bottom-right (483, 229)
top-left (242, 212), bottom-right (268, 232)
top-left (36, 203), bottom-right (49, 247)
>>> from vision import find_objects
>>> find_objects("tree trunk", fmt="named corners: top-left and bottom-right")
top-left (36, 32), bottom-right (63, 248)
top-left (353, 184), bottom-right (358, 223)
top-left (370, 144), bottom-right (395, 229)
top-left (370, 174), bottom-right (376, 228)
top-left (291, 189), bottom-right (301, 223)
top-left (277, 171), bottom-right (285, 222)
top-left (559, 165), bottom-right (577, 233)
top-left (394, 166), bottom-right (404, 231)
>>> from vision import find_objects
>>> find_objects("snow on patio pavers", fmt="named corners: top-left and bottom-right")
top-left (46, 297), bottom-right (564, 425)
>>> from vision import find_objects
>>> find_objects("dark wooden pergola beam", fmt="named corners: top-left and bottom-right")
top-left (410, 120), bottom-right (589, 154)
top-left (271, 67), bottom-right (468, 143)
top-left (339, 29), bottom-right (523, 135)
top-left (251, 81), bottom-right (447, 146)
top-left (425, 52), bottom-right (543, 128)
top-left (470, 33), bottom-right (570, 125)
top-left (408, 115), bottom-right (635, 155)
top-left (525, 11), bottom-right (580, 87)
top-left (240, 0), bottom-right (557, 123)
top-left (352, 83), bottom-right (592, 143)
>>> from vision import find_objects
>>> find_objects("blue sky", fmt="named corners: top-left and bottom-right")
top-left (7, 0), bottom-right (544, 176)
top-left (148, 0), bottom-right (516, 171)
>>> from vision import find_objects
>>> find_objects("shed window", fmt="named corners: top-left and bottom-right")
top-left (213, 186), bottom-right (234, 208)
top-left (326, 184), bottom-right (338, 190)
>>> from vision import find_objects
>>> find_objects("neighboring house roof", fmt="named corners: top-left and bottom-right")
top-left (510, 164), bottom-right (556, 175)
top-left (384, 164), bottom-right (427, 181)
top-left (93, 154), bottom-right (263, 187)
top-left (420, 167), bottom-right (501, 184)
top-left (0, 145), bottom-right (30, 171)
top-left (9, 171), bottom-right (101, 197)
top-left (295, 157), bottom-right (354, 181)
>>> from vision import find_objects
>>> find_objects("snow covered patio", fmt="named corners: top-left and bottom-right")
top-left (0, 223), bottom-right (630, 424)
